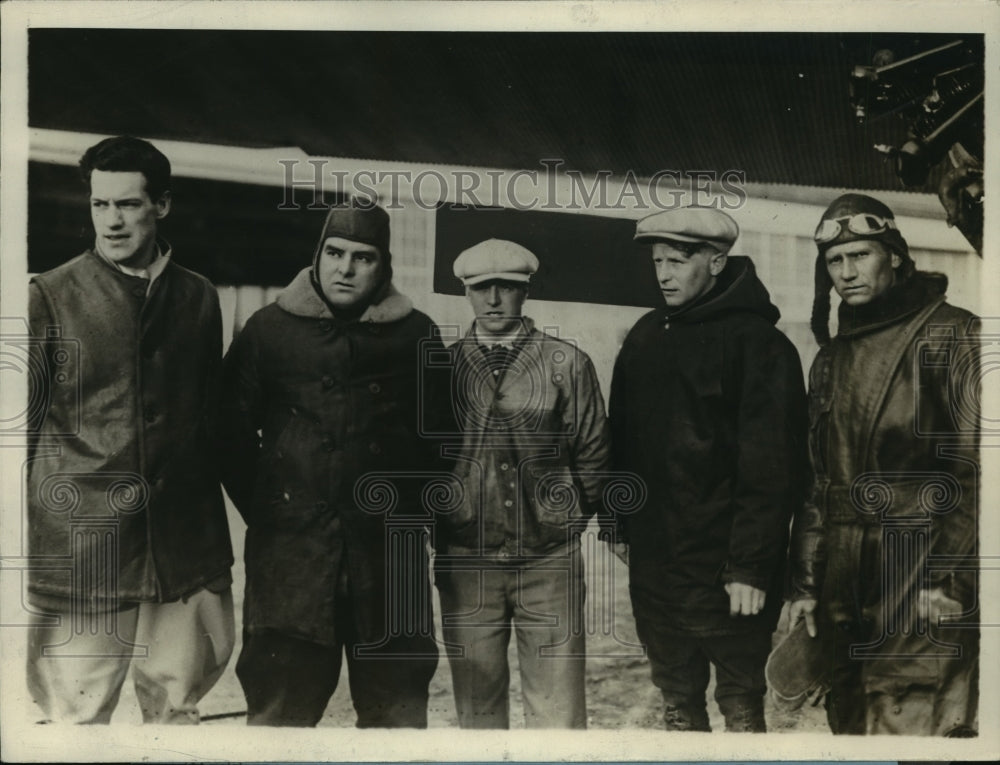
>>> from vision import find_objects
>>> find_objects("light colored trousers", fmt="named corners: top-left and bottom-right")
top-left (437, 545), bottom-right (587, 729)
top-left (27, 587), bottom-right (235, 724)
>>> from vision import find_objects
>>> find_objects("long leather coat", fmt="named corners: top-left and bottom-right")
top-left (789, 272), bottom-right (979, 734)
top-left (611, 256), bottom-right (809, 636)
top-left (28, 249), bottom-right (233, 604)
top-left (221, 269), bottom-right (448, 646)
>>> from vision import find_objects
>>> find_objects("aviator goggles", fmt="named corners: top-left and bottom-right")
top-left (813, 214), bottom-right (898, 244)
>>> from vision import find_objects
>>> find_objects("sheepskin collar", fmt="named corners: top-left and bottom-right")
top-left (276, 267), bottom-right (413, 324)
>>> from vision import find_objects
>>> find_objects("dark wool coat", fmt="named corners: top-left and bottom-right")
top-left (221, 269), bottom-right (449, 647)
top-left (610, 256), bottom-right (808, 636)
top-left (27, 250), bottom-right (233, 604)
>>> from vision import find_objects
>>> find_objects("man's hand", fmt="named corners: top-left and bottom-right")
top-left (788, 597), bottom-right (818, 638)
top-left (918, 587), bottom-right (963, 623)
top-left (724, 582), bottom-right (766, 617)
top-left (605, 540), bottom-right (629, 566)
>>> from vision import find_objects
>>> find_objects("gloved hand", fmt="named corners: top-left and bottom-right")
top-left (788, 597), bottom-right (818, 637)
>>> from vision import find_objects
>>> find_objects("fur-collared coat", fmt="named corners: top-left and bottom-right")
top-left (221, 269), bottom-right (449, 646)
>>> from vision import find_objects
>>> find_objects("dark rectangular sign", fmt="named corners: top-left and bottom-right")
top-left (434, 205), bottom-right (662, 308)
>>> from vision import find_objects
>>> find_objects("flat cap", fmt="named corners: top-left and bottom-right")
top-left (634, 207), bottom-right (739, 254)
top-left (453, 239), bottom-right (539, 286)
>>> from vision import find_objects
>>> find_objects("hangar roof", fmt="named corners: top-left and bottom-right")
top-left (28, 30), bottom-right (979, 192)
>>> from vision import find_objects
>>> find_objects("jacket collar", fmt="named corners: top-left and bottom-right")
top-left (659, 255), bottom-right (780, 326)
top-left (461, 317), bottom-right (536, 346)
top-left (276, 267), bottom-right (413, 324)
top-left (457, 318), bottom-right (539, 391)
top-left (90, 240), bottom-right (173, 285)
top-left (837, 271), bottom-right (948, 339)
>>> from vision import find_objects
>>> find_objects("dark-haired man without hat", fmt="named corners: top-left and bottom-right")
top-left (787, 193), bottom-right (979, 735)
top-left (221, 200), bottom-right (446, 727)
top-left (610, 206), bottom-right (808, 731)
top-left (27, 136), bottom-right (235, 723)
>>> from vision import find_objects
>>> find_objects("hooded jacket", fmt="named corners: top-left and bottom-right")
top-left (220, 268), bottom-right (449, 647)
top-left (610, 256), bottom-right (808, 636)
top-left (27, 249), bottom-right (233, 605)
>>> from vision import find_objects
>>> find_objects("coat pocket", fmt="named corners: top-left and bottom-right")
top-left (530, 465), bottom-right (581, 528)
top-left (441, 458), bottom-right (481, 531)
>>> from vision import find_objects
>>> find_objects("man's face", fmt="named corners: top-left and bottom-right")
top-left (317, 236), bottom-right (385, 310)
top-left (466, 280), bottom-right (528, 336)
top-left (824, 239), bottom-right (900, 306)
top-left (90, 170), bottom-right (169, 268)
top-left (651, 241), bottom-right (724, 309)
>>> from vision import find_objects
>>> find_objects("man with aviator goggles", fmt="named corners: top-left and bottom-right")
top-left (813, 213), bottom-right (898, 244)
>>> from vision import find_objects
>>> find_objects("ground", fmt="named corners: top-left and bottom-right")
top-left (109, 502), bottom-right (828, 732)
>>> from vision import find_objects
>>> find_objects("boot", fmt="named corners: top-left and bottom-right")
top-left (718, 694), bottom-right (766, 732)
top-left (662, 698), bottom-right (711, 732)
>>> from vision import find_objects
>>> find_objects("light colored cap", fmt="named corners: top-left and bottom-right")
top-left (453, 239), bottom-right (540, 286)
top-left (634, 207), bottom-right (739, 254)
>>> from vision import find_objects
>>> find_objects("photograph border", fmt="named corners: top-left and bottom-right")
top-left (2, 1), bottom-right (997, 761)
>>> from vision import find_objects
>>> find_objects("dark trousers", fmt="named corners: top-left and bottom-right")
top-left (236, 603), bottom-right (438, 727)
top-left (634, 613), bottom-right (770, 732)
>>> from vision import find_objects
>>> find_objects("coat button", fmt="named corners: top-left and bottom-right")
top-left (144, 406), bottom-right (157, 423)
top-left (504, 499), bottom-right (513, 508)
top-left (132, 286), bottom-right (146, 298)
top-left (316, 501), bottom-right (327, 511)
top-left (282, 492), bottom-right (291, 503)
top-left (319, 321), bottom-right (331, 332)
top-left (322, 375), bottom-right (335, 389)
top-left (369, 442), bottom-right (381, 455)
top-left (500, 463), bottom-right (509, 471)
top-left (322, 437), bottom-right (336, 452)
top-left (368, 382), bottom-right (381, 394)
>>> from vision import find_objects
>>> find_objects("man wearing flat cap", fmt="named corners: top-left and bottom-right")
top-left (786, 193), bottom-right (979, 735)
top-left (435, 239), bottom-right (613, 728)
top-left (610, 206), bottom-right (808, 731)
top-left (220, 199), bottom-right (448, 727)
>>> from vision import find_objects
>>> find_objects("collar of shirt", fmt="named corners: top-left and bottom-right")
top-left (99, 241), bottom-right (172, 291)
top-left (474, 325), bottom-right (525, 349)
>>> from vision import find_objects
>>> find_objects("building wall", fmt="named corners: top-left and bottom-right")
top-left (221, 193), bottom-right (982, 406)
top-left (30, 131), bottom-right (979, 402)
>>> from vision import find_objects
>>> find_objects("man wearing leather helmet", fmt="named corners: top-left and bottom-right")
top-left (787, 193), bottom-right (980, 736)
